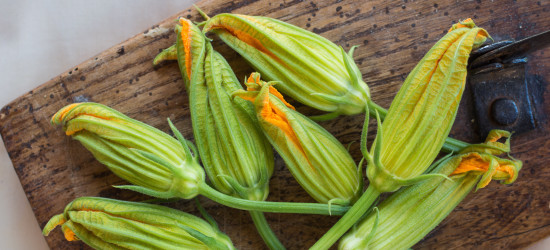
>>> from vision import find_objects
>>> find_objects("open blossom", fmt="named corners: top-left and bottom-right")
top-left (340, 130), bottom-right (521, 250)
top-left (450, 130), bottom-right (520, 189)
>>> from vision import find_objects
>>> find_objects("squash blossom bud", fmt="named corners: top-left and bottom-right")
top-left (43, 197), bottom-right (235, 249)
top-left (367, 18), bottom-right (490, 193)
top-left (311, 19), bottom-right (490, 249)
top-left (233, 72), bottom-right (362, 205)
top-left (340, 130), bottom-right (521, 250)
top-left (203, 13), bottom-right (372, 116)
top-left (197, 43), bottom-right (275, 202)
top-left (51, 102), bottom-right (205, 199)
top-left (157, 18), bottom-right (282, 248)
top-left (157, 18), bottom-right (274, 202)
top-left (200, 47), bottom-right (282, 248)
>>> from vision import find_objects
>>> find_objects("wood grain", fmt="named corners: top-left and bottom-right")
top-left (1, 0), bottom-right (549, 249)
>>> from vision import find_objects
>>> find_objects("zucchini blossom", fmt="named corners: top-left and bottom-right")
top-left (156, 18), bottom-right (281, 249)
top-left (51, 102), bottom-right (205, 199)
top-left (203, 13), bottom-right (372, 117)
top-left (340, 130), bottom-right (521, 249)
top-left (233, 72), bottom-right (362, 205)
top-left (43, 197), bottom-right (235, 250)
top-left (367, 18), bottom-right (490, 193)
top-left (156, 19), bottom-right (274, 202)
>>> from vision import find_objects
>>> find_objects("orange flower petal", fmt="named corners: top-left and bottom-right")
top-left (179, 18), bottom-right (192, 80)
top-left (247, 74), bottom-right (295, 110)
top-left (450, 153), bottom-right (516, 185)
top-left (62, 226), bottom-right (78, 241)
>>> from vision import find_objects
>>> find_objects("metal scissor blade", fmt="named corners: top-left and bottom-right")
top-left (470, 29), bottom-right (550, 68)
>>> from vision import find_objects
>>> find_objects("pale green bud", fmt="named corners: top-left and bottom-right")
top-left (196, 44), bottom-right (274, 201)
top-left (51, 102), bottom-right (205, 199)
top-left (233, 72), bottom-right (362, 205)
top-left (204, 13), bottom-right (370, 116)
top-left (43, 197), bottom-right (235, 250)
top-left (366, 19), bottom-right (490, 192)
top-left (156, 18), bottom-right (275, 202)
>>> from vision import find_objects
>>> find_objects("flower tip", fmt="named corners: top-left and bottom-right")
top-left (448, 18), bottom-right (477, 32)
top-left (51, 102), bottom-right (121, 136)
top-left (461, 18), bottom-right (475, 24)
top-left (243, 73), bottom-right (295, 110)
top-left (245, 72), bottom-right (262, 91)
top-left (51, 103), bottom-right (80, 125)
top-left (179, 17), bottom-right (191, 26)
top-left (42, 214), bottom-right (67, 236)
top-left (502, 159), bottom-right (522, 185)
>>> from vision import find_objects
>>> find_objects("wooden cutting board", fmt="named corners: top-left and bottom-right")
top-left (1, 0), bottom-right (549, 249)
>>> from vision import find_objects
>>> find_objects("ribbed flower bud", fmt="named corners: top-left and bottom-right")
top-left (156, 18), bottom-right (274, 202)
top-left (366, 18), bottom-right (490, 193)
top-left (51, 102), bottom-right (205, 199)
top-left (196, 44), bottom-right (275, 202)
top-left (233, 73), bottom-right (362, 205)
top-left (203, 13), bottom-right (371, 116)
top-left (43, 197), bottom-right (235, 249)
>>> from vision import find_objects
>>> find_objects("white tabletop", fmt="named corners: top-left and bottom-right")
top-left (0, 1), bottom-right (195, 249)
top-left (0, 1), bottom-right (548, 249)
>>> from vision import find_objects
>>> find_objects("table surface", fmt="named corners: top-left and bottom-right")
top-left (0, 1), bottom-right (549, 249)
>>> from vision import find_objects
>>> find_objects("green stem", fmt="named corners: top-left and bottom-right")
top-left (250, 211), bottom-right (285, 250)
top-left (198, 182), bottom-right (349, 215)
top-left (366, 100), bottom-right (469, 153)
top-left (310, 185), bottom-right (381, 250)
top-left (441, 137), bottom-right (469, 153)
top-left (366, 101), bottom-right (387, 120)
